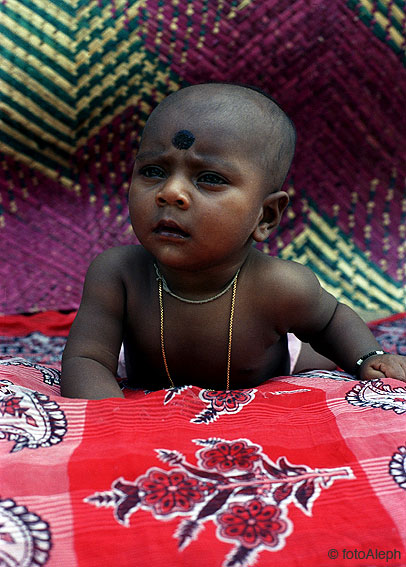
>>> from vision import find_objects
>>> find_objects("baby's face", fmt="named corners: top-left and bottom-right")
top-left (129, 99), bottom-right (270, 271)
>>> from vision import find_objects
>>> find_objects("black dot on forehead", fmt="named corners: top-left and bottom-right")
top-left (172, 129), bottom-right (195, 150)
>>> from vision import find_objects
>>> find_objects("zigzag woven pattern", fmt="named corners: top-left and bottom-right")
top-left (0, 0), bottom-right (405, 314)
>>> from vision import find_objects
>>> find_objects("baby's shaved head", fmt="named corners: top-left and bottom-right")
top-left (145, 82), bottom-right (296, 194)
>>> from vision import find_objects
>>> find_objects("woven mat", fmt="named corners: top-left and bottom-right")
top-left (0, 0), bottom-right (405, 313)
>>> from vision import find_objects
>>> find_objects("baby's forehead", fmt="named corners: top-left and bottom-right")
top-left (141, 113), bottom-right (261, 169)
top-left (143, 92), bottom-right (266, 151)
top-left (151, 87), bottom-right (264, 125)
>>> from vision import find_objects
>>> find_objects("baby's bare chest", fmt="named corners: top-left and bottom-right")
top-left (123, 290), bottom-right (289, 389)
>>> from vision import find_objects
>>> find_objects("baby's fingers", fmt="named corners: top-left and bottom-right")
top-left (360, 355), bottom-right (406, 383)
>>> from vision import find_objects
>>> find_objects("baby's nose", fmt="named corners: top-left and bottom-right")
top-left (155, 177), bottom-right (190, 209)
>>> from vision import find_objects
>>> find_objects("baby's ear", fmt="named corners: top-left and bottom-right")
top-left (252, 191), bottom-right (289, 242)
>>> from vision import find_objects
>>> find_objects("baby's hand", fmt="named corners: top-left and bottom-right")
top-left (359, 353), bottom-right (406, 383)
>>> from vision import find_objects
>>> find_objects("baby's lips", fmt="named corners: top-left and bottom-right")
top-left (154, 219), bottom-right (190, 237)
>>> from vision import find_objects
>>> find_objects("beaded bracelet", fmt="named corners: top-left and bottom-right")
top-left (354, 350), bottom-right (388, 376)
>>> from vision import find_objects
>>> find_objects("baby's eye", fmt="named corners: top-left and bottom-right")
top-left (139, 165), bottom-right (166, 178)
top-left (197, 172), bottom-right (227, 185)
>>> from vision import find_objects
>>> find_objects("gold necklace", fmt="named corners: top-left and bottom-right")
top-left (154, 263), bottom-right (240, 303)
top-left (157, 270), bottom-right (239, 390)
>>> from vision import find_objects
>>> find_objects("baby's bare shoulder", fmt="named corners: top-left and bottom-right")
top-left (79, 245), bottom-right (150, 311)
top-left (82, 245), bottom-right (149, 298)
top-left (250, 251), bottom-right (336, 335)
top-left (88, 245), bottom-right (145, 276)
top-left (252, 252), bottom-right (319, 295)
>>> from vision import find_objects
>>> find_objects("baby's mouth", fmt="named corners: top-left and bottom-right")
top-left (154, 220), bottom-right (190, 239)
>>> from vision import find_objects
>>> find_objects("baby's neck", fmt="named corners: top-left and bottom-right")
top-left (154, 251), bottom-right (253, 303)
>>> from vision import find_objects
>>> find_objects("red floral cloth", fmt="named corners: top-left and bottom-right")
top-left (1, 359), bottom-right (405, 566)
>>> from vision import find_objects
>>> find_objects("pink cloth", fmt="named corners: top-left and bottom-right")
top-left (287, 333), bottom-right (302, 372)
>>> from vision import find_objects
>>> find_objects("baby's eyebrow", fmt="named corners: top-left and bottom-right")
top-left (135, 150), bottom-right (240, 175)
top-left (191, 154), bottom-right (240, 174)
top-left (135, 150), bottom-right (164, 162)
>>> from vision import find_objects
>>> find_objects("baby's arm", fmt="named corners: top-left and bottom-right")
top-left (309, 302), bottom-right (406, 382)
top-left (283, 263), bottom-right (406, 382)
top-left (61, 250), bottom-right (125, 399)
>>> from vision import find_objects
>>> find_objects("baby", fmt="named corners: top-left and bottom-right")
top-left (61, 83), bottom-right (406, 399)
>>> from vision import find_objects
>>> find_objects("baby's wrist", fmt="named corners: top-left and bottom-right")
top-left (354, 350), bottom-right (388, 377)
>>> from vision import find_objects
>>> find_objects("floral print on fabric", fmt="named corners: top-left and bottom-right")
top-left (0, 497), bottom-right (52, 566)
top-left (0, 358), bottom-right (60, 386)
top-left (346, 379), bottom-right (406, 414)
top-left (389, 445), bottom-right (406, 490)
top-left (138, 469), bottom-right (206, 515)
top-left (193, 389), bottom-right (257, 424)
top-left (85, 438), bottom-right (353, 566)
top-left (162, 387), bottom-right (257, 424)
top-left (200, 440), bottom-right (260, 472)
top-left (218, 498), bottom-right (286, 549)
top-left (0, 379), bottom-right (67, 452)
